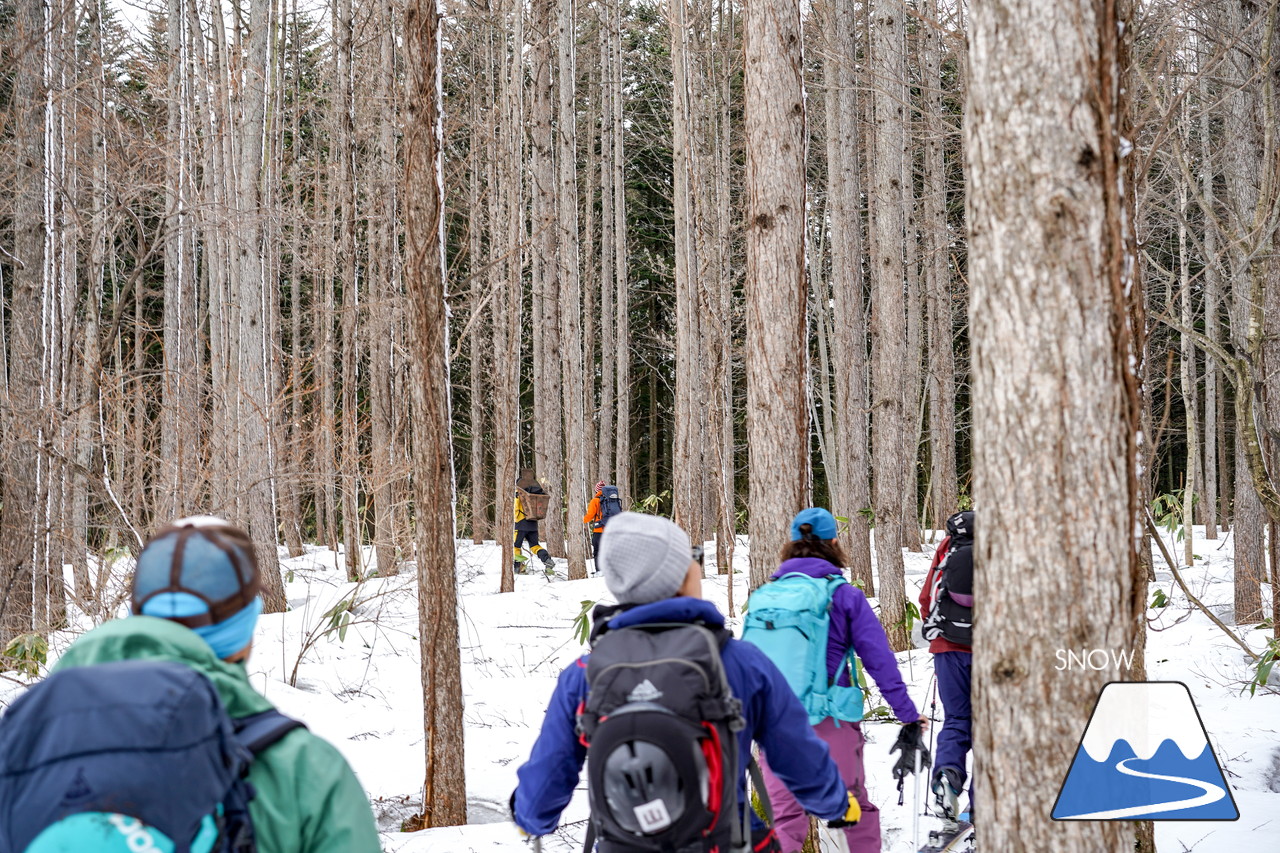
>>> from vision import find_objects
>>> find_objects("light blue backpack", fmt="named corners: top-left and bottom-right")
top-left (741, 573), bottom-right (863, 724)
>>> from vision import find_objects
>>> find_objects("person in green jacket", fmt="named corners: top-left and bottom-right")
top-left (52, 516), bottom-right (381, 853)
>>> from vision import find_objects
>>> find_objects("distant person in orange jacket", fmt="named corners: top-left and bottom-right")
top-left (583, 481), bottom-right (606, 559)
top-left (582, 481), bottom-right (624, 560)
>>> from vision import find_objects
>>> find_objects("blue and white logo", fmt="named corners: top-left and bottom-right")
top-left (1052, 681), bottom-right (1239, 821)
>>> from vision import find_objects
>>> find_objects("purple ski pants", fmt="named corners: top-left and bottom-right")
top-left (759, 717), bottom-right (881, 853)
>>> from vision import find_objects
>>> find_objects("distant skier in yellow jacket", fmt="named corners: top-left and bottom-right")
top-left (515, 469), bottom-right (555, 574)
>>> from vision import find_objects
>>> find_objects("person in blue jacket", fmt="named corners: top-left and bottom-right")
top-left (511, 512), bottom-right (860, 852)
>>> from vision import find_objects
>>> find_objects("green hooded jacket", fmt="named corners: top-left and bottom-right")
top-left (52, 616), bottom-right (382, 853)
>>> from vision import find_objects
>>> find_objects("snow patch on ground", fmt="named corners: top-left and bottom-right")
top-left (2, 528), bottom-right (1277, 851)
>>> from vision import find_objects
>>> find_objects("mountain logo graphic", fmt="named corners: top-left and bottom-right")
top-left (1052, 681), bottom-right (1239, 821)
top-left (627, 680), bottom-right (663, 703)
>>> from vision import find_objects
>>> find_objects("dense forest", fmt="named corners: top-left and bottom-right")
top-left (3, 0), bottom-right (1275, 618)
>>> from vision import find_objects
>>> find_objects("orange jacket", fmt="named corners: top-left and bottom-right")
top-left (583, 492), bottom-right (604, 532)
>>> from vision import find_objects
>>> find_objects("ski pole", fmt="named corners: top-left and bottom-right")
top-left (912, 749), bottom-right (922, 853)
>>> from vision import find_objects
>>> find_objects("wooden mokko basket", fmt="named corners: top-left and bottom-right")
top-left (517, 488), bottom-right (552, 521)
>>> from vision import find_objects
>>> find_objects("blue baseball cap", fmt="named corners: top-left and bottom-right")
top-left (791, 507), bottom-right (838, 541)
top-left (131, 517), bottom-right (262, 659)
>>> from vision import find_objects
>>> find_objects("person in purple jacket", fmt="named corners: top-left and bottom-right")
top-left (510, 512), bottom-right (860, 851)
top-left (756, 507), bottom-right (928, 853)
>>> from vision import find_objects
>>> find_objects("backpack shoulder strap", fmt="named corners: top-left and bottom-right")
top-left (234, 709), bottom-right (307, 756)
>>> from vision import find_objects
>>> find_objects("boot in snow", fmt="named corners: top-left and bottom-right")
top-left (932, 767), bottom-right (963, 829)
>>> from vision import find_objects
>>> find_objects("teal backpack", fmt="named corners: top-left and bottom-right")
top-left (741, 573), bottom-right (863, 724)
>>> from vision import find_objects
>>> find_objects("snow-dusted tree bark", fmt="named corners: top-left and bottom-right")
top-left (967, 0), bottom-right (1145, 849)
top-left (403, 0), bottom-right (466, 822)
top-left (744, 0), bottom-right (808, 589)
top-left (869, 0), bottom-right (910, 648)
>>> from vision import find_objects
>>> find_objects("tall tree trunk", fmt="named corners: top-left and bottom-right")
top-left (671, 0), bottom-right (704, 539)
top-left (559, 0), bottom-right (589, 580)
top-left (403, 0), bottom-right (466, 823)
top-left (2, 0), bottom-right (46, 659)
top-left (821, 0), bottom-right (873, 591)
top-left (531, 0), bottom-right (566, 556)
top-left (744, 0), bottom-right (808, 589)
top-left (597, 5), bottom-right (617, 487)
top-left (1199, 61), bottom-right (1220, 541)
top-left (870, 0), bottom-right (910, 647)
top-left (922, 0), bottom-right (958, 534)
top-left (235, 0), bottom-right (286, 611)
top-left (967, 0), bottom-right (1145, 849)
top-left (494, 0), bottom-right (525, 592)
top-left (611, 0), bottom-right (631, 506)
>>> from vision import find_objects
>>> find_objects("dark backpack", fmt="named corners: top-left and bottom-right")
top-left (599, 485), bottom-right (624, 527)
top-left (0, 659), bottom-right (304, 853)
top-left (922, 511), bottom-right (974, 646)
top-left (576, 610), bottom-right (747, 852)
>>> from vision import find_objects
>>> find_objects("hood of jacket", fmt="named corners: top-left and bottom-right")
top-left (52, 615), bottom-right (273, 719)
top-left (771, 556), bottom-right (845, 581)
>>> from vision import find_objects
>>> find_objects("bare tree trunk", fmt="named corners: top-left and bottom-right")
top-left (968, 0), bottom-right (1145, 849)
top-left (559, 0), bottom-right (589, 580)
top-left (370, 0), bottom-right (403, 574)
top-left (494, 0), bottom-right (525, 592)
top-left (468, 63), bottom-right (490, 545)
top-left (2, 0), bottom-right (46, 659)
top-left (820, 0), bottom-right (873, 591)
top-left (404, 0), bottom-right (466, 822)
top-left (531, 0), bottom-right (566, 556)
top-left (1198, 52), bottom-right (1220, 540)
top-left (597, 5), bottom-right (616, 486)
top-left (161, 0), bottom-right (201, 523)
top-left (671, 0), bottom-right (704, 539)
top-left (922, 0), bottom-right (957, 535)
top-left (744, 0), bottom-right (808, 589)
top-left (234, 0), bottom-right (286, 611)
top-left (870, 0), bottom-right (910, 647)
top-left (611, 0), bottom-right (631, 507)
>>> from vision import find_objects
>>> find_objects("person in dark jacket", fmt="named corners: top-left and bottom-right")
top-left (756, 507), bottom-right (927, 853)
top-left (511, 512), bottom-right (860, 852)
top-left (919, 510), bottom-right (974, 821)
top-left (515, 468), bottom-right (555, 573)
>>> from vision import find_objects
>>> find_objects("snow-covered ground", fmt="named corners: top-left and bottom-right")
top-left (3, 526), bottom-right (1278, 851)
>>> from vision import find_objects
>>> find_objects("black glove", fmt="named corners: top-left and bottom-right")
top-left (889, 721), bottom-right (931, 780)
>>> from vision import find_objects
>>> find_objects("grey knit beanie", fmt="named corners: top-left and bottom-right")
top-left (599, 512), bottom-right (693, 604)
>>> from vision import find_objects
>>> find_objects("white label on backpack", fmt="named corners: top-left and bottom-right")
top-left (633, 798), bottom-right (673, 833)
top-left (627, 679), bottom-right (663, 703)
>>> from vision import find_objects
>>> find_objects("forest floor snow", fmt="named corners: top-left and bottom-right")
top-left (3, 526), bottom-right (1278, 852)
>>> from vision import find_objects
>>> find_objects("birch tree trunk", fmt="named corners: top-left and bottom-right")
top-left (1198, 61), bottom-right (1220, 541)
top-left (869, 0), bottom-right (910, 647)
top-left (968, 1), bottom-right (1146, 849)
top-left (404, 0), bottom-right (466, 822)
top-left (744, 0), bottom-right (808, 589)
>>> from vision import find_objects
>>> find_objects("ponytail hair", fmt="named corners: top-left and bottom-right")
top-left (779, 533), bottom-right (850, 568)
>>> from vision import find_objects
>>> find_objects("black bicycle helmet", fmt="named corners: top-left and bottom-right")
top-left (601, 739), bottom-right (687, 835)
